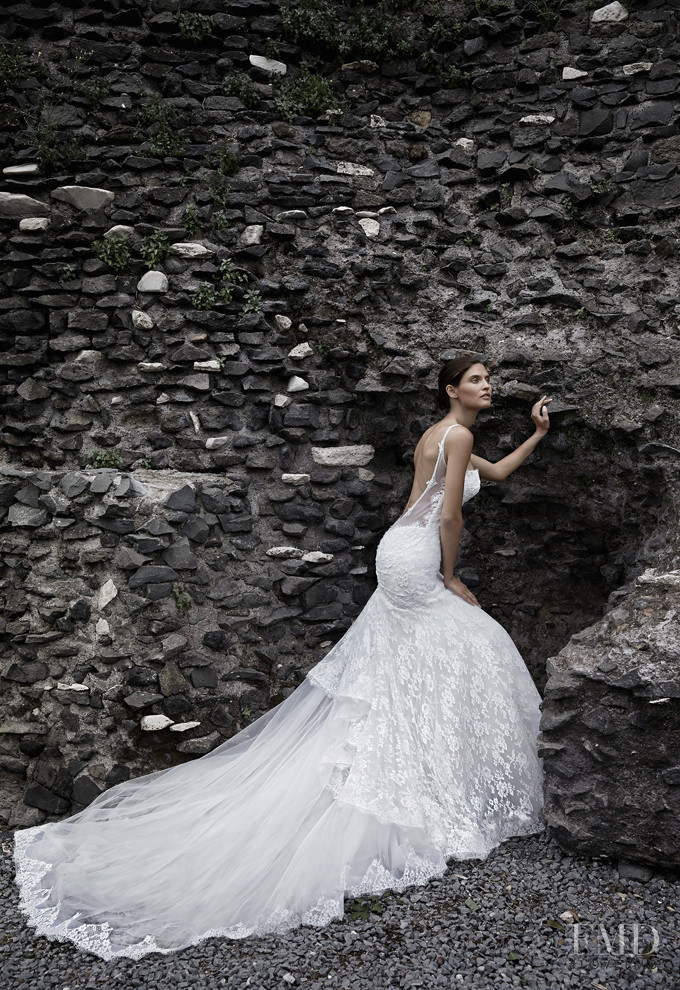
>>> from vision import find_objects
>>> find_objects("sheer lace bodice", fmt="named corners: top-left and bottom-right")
top-left (13, 423), bottom-right (543, 961)
top-left (398, 423), bottom-right (480, 528)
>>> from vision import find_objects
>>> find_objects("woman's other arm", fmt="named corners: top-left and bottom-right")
top-left (471, 395), bottom-right (552, 482)
top-left (440, 427), bottom-right (479, 607)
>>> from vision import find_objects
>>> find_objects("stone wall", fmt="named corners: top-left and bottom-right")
top-left (1, 0), bottom-right (679, 860)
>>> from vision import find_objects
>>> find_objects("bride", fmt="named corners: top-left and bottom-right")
top-left (13, 354), bottom-right (552, 961)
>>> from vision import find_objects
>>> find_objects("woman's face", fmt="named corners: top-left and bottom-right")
top-left (449, 363), bottom-right (492, 409)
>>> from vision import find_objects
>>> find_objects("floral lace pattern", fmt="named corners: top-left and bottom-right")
top-left (12, 424), bottom-right (543, 961)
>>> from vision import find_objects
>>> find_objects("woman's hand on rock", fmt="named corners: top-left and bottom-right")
top-left (444, 576), bottom-right (480, 607)
top-left (531, 395), bottom-right (552, 435)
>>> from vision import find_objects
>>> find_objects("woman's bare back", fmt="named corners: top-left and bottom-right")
top-left (402, 422), bottom-right (474, 515)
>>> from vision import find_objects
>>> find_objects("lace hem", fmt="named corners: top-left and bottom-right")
top-left (13, 801), bottom-right (544, 961)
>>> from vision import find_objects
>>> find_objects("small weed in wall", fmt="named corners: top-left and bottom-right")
top-left (174, 11), bottom-right (215, 43)
top-left (239, 290), bottom-right (262, 316)
top-left (93, 236), bottom-right (131, 273)
top-left (173, 585), bottom-right (193, 613)
top-left (91, 451), bottom-right (123, 469)
top-left (57, 264), bottom-right (77, 283)
top-left (140, 229), bottom-right (171, 268)
top-left (222, 71), bottom-right (259, 109)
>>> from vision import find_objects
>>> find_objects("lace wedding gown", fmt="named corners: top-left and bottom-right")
top-left (13, 423), bottom-right (544, 960)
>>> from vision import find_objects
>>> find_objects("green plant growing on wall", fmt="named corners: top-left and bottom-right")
top-left (206, 141), bottom-right (242, 177)
top-left (93, 236), bottom-right (131, 273)
top-left (274, 66), bottom-right (337, 121)
top-left (222, 71), bottom-right (259, 109)
top-left (91, 450), bottom-right (124, 469)
top-left (190, 257), bottom-right (248, 310)
top-left (174, 11), bottom-right (215, 42)
top-left (57, 264), bottom-right (77, 283)
top-left (184, 203), bottom-right (200, 235)
top-left (21, 108), bottom-right (84, 174)
top-left (239, 290), bottom-right (262, 316)
top-left (137, 94), bottom-right (185, 158)
top-left (281, 0), bottom-right (417, 62)
top-left (77, 77), bottom-right (111, 105)
top-left (211, 209), bottom-right (231, 231)
top-left (140, 229), bottom-right (171, 268)
top-left (0, 45), bottom-right (44, 89)
top-left (523, 0), bottom-right (564, 29)
top-left (207, 177), bottom-right (232, 209)
top-left (173, 584), bottom-right (193, 613)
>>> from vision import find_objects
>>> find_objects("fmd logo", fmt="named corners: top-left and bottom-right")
top-left (571, 922), bottom-right (660, 956)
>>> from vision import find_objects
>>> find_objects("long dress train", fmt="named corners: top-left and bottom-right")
top-left (13, 423), bottom-right (544, 960)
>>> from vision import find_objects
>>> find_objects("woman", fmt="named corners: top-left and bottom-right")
top-left (14, 355), bottom-right (551, 961)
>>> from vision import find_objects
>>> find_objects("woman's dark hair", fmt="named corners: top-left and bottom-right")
top-left (436, 354), bottom-right (486, 410)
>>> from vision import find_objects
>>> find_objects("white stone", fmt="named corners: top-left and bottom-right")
top-left (288, 342), bottom-right (313, 359)
top-left (156, 392), bottom-right (170, 404)
top-left (141, 714), bottom-right (175, 732)
top-left (301, 551), bottom-right (334, 564)
top-left (132, 309), bottom-right (154, 330)
top-left (359, 218), bottom-right (380, 239)
top-left (370, 114), bottom-right (386, 128)
top-left (96, 618), bottom-right (110, 637)
top-left (3, 163), bottom-right (38, 176)
top-left (56, 682), bottom-right (89, 692)
top-left (562, 67), bottom-right (588, 80)
top-left (454, 138), bottom-right (475, 152)
top-left (0, 192), bottom-right (50, 218)
top-left (239, 224), bottom-right (264, 247)
top-left (51, 186), bottom-right (115, 210)
top-left (206, 437), bottom-right (230, 450)
top-left (358, 468), bottom-right (375, 481)
top-left (266, 546), bottom-right (304, 559)
top-left (138, 362), bottom-right (165, 372)
top-left (559, 911), bottom-right (576, 924)
top-left (336, 161), bottom-right (374, 176)
top-left (591, 1), bottom-right (628, 23)
top-left (276, 210), bottom-right (307, 221)
top-left (311, 445), bottom-right (375, 467)
top-left (194, 359), bottom-right (221, 371)
top-left (638, 569), bottom-right (680, 587)
top-left (19, 217), bottom-right (49, 230)
top-left (189, 410), bottom-right (201, 434)
top-left (275, 314), bottom-right (292, 330)
top-left (98, 578), bottom-right (117, 609)
top-left (622, 62), bottom-right (653, 75)
top-left (356, 210), bottom-right (379, 219)
top-left (105, 224), bottom-right (135, 239)
top-left (170, 721), bottom-right (201, 732)
top-left (249, 54), bottom-right (287, 75)
top-left (170, 241), bottom-right (214, 258)
top-left (519, 114), bottom-right (555, 125)
top-left (333, 206), bottom-right (354, 215)
top-left (75, 349), bottom-right (105, 363)
top-left (137, 271), bottom-right (168, 293)
top-left (378, 206), bottom-right (396, 215)
top-left (281, 473), bottom-right (311, 486)
top-left (274, 393), bottom-right (292, 408)
top-left (287, 375), bottom-right (309, 393)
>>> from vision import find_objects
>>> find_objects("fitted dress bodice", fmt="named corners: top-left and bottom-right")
top-left (375, 424), bottom-right (480, 609)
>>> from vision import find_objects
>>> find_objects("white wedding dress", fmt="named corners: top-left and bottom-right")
top-left (13, 424), bottom-right (544, 960)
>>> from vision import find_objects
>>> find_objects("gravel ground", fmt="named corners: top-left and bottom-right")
top-left (2, 828), bottom-right (678, 990)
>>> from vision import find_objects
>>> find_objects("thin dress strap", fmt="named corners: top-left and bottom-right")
top-left (398, 423), bottom-right (464, 524)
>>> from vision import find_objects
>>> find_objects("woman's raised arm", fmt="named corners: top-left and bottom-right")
top-left (471, 395), bottom-right (552, 482)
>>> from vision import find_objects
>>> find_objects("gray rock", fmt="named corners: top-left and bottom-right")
top-left (60, 472), bottom-right (90, 498)
top-left (0, 192), bottom-right (50, 217)
top-left (162, 537), bottom-right (198, 569)
top-left (128, 565), bottom-right (180, 588)
top-left (176, 731), bottom-right (221, 754)
top-left (7, 505), bottom-right (47, 527)
top-left (123, 691), bottom-right (165, 710)
top-left (51, 186), bottom-right (115, 210)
